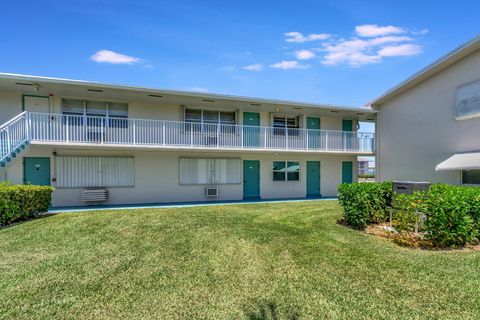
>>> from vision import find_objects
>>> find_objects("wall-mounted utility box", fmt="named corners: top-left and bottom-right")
top-left (392, 181), bottom-right (431, 195)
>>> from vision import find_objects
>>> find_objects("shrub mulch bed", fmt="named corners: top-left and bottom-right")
top-left (364, 223), bottom-right (480, 252)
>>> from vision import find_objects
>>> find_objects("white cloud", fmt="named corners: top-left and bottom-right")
top-left (190, 87), bottom-right (209, 93)
top-left (90, 50), bottom-right (141, 64)
top-left (270, 60), bottom-right (310, 70)
top-left (378, 44), bottom-right (422, 57)
top-left (355, 24), bottom-right (405, 37)
top-left (294, 50), bottom-right (315, 60)
top-left (242, 63), bottom-right (264, 71)
top-left (285, 32), bottom-right (331, 43)
top-left (367, 36), bottom-right (413, 45)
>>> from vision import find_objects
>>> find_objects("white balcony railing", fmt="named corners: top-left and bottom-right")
top-left (26, 112), bottom-right (375, 153)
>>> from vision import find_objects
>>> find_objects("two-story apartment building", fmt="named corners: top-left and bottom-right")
top-left (0, 73), bottom-right (375, 207)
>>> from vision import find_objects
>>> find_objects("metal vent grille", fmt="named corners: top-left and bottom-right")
top-left (205, 187), bottom-right (218, 197)
top-left (82, 188), bottom-right (108, 202)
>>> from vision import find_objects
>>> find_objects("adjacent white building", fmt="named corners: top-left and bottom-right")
top-left (371, 35), bottom-right (480, 185)
top-left (0, 73), bottom-right (376, 207)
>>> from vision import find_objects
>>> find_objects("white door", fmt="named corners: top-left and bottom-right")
top-left (24, 96), bottom-right (50, 113)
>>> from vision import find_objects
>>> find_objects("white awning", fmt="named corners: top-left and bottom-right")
top-left (436, 152), bottom-right (480, 171)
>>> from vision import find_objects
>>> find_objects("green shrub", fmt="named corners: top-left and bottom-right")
top-left (0, 184), bottom-right (54, 226)
top-left (391, 192), bottom-right (428, 232)
top-left (424, 184), bottom-right (479, 247)
top-left (337, 182), bottom-right (393, 229)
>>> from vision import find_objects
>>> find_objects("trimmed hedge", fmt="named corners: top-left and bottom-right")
top-left (337, 182), bottom-right (393, 229)
top-left (0, 184), bottom-right (54, 226)
top-left (338, 182), bottom-right (480, 247)
top-left (424, 184), bottom-right (480, 247)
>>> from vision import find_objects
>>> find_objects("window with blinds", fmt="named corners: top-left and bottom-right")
top-left (179, 158), bottom-right (241, 185)
top-left (184, 108), bottom-right (236, 125)
top-left (56, 156), bottom-right (134, 188)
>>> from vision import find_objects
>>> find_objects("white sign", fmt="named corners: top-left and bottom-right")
top-left (455, 79), bottom-right (480, 120)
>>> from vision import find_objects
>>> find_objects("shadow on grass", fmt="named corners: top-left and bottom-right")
top-left (0, 212), bottom-right (58, 230)
top-left (245, 301), bottom-right (299, 320)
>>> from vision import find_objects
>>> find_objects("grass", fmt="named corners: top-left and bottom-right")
top-left (1, 200), bottom-right (480, 319)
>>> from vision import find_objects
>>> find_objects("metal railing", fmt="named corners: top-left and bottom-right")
top-left (24, 112), bottom-right (375, 153)
top-left (0, 112), bottom-right (29, 162)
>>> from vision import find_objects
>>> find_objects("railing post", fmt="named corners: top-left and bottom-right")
top-left (217, 124), bottom-right (220, 148)
top-left (66, 115), bottom-right (69, 143)
top-left (162, 121), bottom-right (165, 145)
top-left (190, 124), bottom-right (193, 146)
top-left (241, 126), bottom-right (244, 148)
top-left (101, 118), bottom-right (104, 144)
top-left (264, 127), bottom-right (267, 149)
top-left (6, 127), bottom-right (11, 154)
top-left (343, 132), bottom-right (346, 151)
top-left (325, 131), bottom-right (329, 151)
top-left (285, 128), bottom-right (288, 149)
top-left (306, 129), bottom-right (309, 150)
top-left (132, 119), bottom-right (136, 145)
top-left (24, 112), bottom-right (30, 142)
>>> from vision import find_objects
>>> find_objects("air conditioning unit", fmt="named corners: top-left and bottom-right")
top-left (205, 186), bottom-right (218, 197)
top-left (82, 188), bottom-right (108, 202)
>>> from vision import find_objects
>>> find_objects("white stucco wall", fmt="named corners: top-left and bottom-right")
top-left (377, 49), bottom-right (480, 184)
top-left (4, 145), bottom-right (356, 207)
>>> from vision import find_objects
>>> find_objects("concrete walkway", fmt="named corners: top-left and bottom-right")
top-left (49, 197), bottom-right (337, 213)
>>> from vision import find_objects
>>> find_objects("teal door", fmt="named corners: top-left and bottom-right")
top-left (342, 119), bottom-right (353, 131)
top-left (342, 161), bottom-right (353, 184)
top-left (307, 117), bottom-right (321, 149)
top-left (24, 157), bottom-right (51, 186)
top-left (342, 119), bottom-right (353, 150)
top-left (243, 112), bottom-right (260, 147)
top-left (307, 161), bottom-right (321, 197)
top-left (243, 160), bottom-right (260, 199)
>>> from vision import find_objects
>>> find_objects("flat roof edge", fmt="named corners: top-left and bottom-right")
top-left (0, 72), bottom-right (376, 114)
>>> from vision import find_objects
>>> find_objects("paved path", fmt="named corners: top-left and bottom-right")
top-left (49, 197), bottom-right (337, 213)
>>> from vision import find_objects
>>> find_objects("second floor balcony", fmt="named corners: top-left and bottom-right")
top-left (9, 112), bottom-right (375, 154)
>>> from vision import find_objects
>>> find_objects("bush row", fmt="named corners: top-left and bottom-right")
top-left (0, 184), bottom-right (54, 226)
top-left (337, 181), bottom-right (393, 229)
top-left (338, 182), bottom-right (480, 247)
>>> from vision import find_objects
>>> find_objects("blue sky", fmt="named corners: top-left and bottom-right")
top-left (1, 0), bottom-right (479, 109)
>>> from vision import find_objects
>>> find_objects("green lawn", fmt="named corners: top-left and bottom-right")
top-left (1, 200), bottom-right (480, 319)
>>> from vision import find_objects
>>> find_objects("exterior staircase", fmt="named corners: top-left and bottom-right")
top-left (0, 112), bottom-right (30, 176)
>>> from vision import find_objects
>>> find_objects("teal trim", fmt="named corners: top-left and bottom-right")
top-left (342, 161), bottom-right (353, 184)
top-left (24, 157), bottom-right (51, 186)
top-left (306, 161), bottom-right (321, 197)
top-left (243, 112), bottom-right (260, 147)
top-left (22, 94), bottom-right (49, 112)
top-left (243, 160), bottom-right (260, 199)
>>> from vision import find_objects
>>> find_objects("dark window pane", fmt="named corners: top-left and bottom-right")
top-left (286, 162), bottom-right (300, 181)
top-left (273, 161), bottom-right (286, 171)
top-left (220, 111), bottom-right (235, 125)
top-left (273, 117), bottom-right (286, 128)
top-left (185, 109), bottom-right (201, 122)
top-left (463, 170), bottom-right (480, 184)
top-left (273, 172), bottom-right (286, 181)
top-left (287, 172), bottom-right (300, 181)
top-left (203, 110), bottom-right (219, 123)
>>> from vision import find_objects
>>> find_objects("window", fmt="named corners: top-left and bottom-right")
top-left (184, 108), bottom-right (236, 125)
top-left (273, 115), bottom-right (299, 135)
top-left (273, 161), bottom-right (300, 181)
top-left (61, 99), bottom-right (128, 127)
top-left (179, 158), bottom-right (241, 184)
top-left (462, 170), bottom-right (480, 184)
top-left (56, 156), bottom-right (134, 188)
